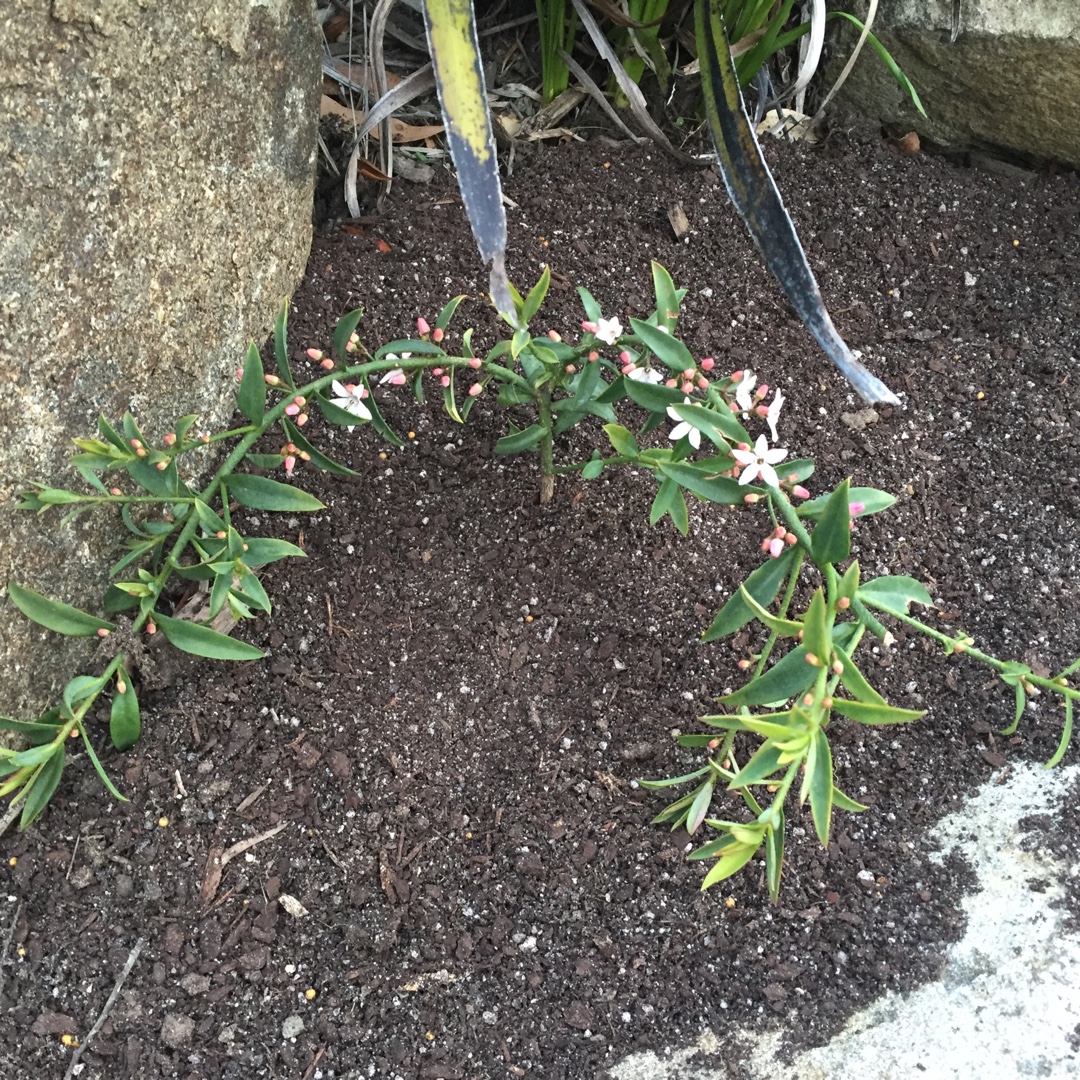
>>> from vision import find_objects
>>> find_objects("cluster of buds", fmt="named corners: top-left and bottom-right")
top-left (416, 316), bottom-right (444, 344)
top-left (280, 442), bottom-right (311, 476)
top-left (306, 347), bottom-right (335, 371)
top-left (667, 356), bottom-right (716, 394)
top-left (431, 366), bottom-right (451, 389)
top-left (761, 524), bottom-right (798, 559)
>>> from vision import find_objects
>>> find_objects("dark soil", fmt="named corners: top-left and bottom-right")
top-left (2, 121), bottom-right (1079, 1080)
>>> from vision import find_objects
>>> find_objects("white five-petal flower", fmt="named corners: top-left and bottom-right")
top-left (734, 373), bottom-right (757, 413)
top-left (595, 317), bottom-right (623, 345)
top-left (330, 380), bottom-right (372, 431)
top-left (627, 365), bottom-right (664, 384)
top-left (667, 397), bottom-right (701, 450)
top-left (732, 434), bottom-right (788, 487)
top-left (765, 388), bottom-right (785, 442)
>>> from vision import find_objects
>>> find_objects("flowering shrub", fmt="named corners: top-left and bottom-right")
top-left (4, 265), bottom-right (1076, 904)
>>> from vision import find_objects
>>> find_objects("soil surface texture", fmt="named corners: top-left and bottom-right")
top-left (2, 122), bottom-right (1079, 1080)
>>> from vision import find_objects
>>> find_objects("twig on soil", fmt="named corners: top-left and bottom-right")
top-left (0, 802), bottom-right (20, 841)
top-left (301, 1046), bottom-right (326, 1080)
top-left (63, 936), bottom-right (145, 1080)
top-left (0, 901), bottom-right (21, 1006)
top-left (199, 822), bottom-right (289, 906)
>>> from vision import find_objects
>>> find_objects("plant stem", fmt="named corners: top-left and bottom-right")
top-left (537, 386), bottom-right (555, 504)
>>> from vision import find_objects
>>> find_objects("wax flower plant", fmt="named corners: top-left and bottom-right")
top-left (5, 265), bottom-right (1077, 907)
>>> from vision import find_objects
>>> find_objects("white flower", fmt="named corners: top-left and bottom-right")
top-left (627, 366), bottom-right (663, 384)
top-left (732, 434), bottom-right (788, 488)
top-left (734, 373), bottom-right (757, 413)
top-left (765, 388), bottom-right (784, 442)
top-left (379, 368), bottom-right (406, 386)
top-left (330, 379), bottom-right (371, 430)
top-left (595, 317), bottom-right (623, 345)
top-left (666, 397), bottom-right (701, 450)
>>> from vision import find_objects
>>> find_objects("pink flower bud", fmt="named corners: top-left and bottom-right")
top-left (136, 447), bottom-right (147, 457)
top-left (130, 438), bottom-right (141, 449)
top-left (683, 368), bottom-right (695, 380)
top-left (297, 413), bottom-right (309, 426)
top-left (581, 320), bottom-right (598, 334)
top-left (697, 377), bottom-right (709, 389)
top-left (681, 381), bottom-right (693, 394)
top-left (432, 367), bottom-right (443, 376)
top-left (109, 487), bottom-right (122, 497)
top-left (468, 382), bottom-right (483, 397)
top-left (737, 442), bottom-right (749, 452)
top-left (622, 363), bottom-right (635, 376)
top-left (743, 493), bottom-right (760, 504)
top-left (701, 357), bottom-right (715, 371)
top-left (389, 373), bottom-right (406, 386)
top-left (755, 403), bottom-right (768, 417)
top-left (433, 327), bottom-right (444, 343)
top-left (416, 316), bottom-right (430, 335)
top-left (155, 460), bottom-right (168, 471)
top-left (201, 434), bottom-right (210, 444)
top-left (468, 357), bottom-right (482, 369)
top-left (163, 432), bottom-right (176, 446)
top-left (299, 450), bottom-right (311, 461)
top-left (146, 621), bottom-right (156, 635)
top-left (321, 358), bottom-right (334, 370)
top-left (755, 384), bottom-right (769, 400)
top-left (619, 350), bottom-right (632, 365)
top-left (774, 526), bottom-right (786, 539)
top-left (284, 455), bottom-right (296, 474)
top-left (285, 403), bottom-right (300, 416)
top-left (216, 530), bottom-right (226, 539)
top-left (293, 395), bottom-right (306, 407)
top-left (588, 351), bottom-right (598, 362)
top-left (849, 501), bottom-right (866, 516)
top-left (792, 485), bottom-right (810, 500)
top-left (784, 532), bottom-right (797, 546)
top-left (730, 369), bottom-right (744, 383)
top-left (548, 329), bottom-right (562, 342)
top-left (265, 373), bottom-right (281, 386)
top-left (306, 347), bottom-right (324, 361)
top-left (665, 378), bottom-right (677, 388)
top-left (565, 364), bottom-right (576, 374)
top-left (737, 658), bottom-right (752, 670)
top-left (440, 375), bottom-right (450, 388)
top-left (235, 367), bottom-right (244, 381)
top-left (761, 535), bottom-right (772, 553)
top-left (95, 626), bottom-right (110, 638)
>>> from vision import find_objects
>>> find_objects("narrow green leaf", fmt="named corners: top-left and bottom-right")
top-left (1044, 697), bottom-right (1073, 769)
top-left (577, 285), bottom-right (602, 324)
top-left (236, 568), bottom-right (271, 614)
top-left (241, 538), bottom-right (307, 567)
top-left (572, 357), bottom-right (602, 405)
top-left (650, 261), bottom-right (680, 331)
top-left (810, 479), bottom-right (851, 567)
top-left (154, 612), bottom-right (265, 661)
top-left (61, 674), bottom-right (107, 717)
top-left (636, 766), bottom-right (711, 791)
top-left (702, 547), bottom-right (798, 641)
top-left (806, 728), bottom-right (834, 846)
top-left (226, 475), bottom-right (325, 513)
top-left (581, 457), bottom-right (604, 480)
top-left (700, 841), bottom-right (760, 889)
top-left (332, 308), bottom-right (365, 365)
top-left (494, 423), bottom-right (548, 455)
top-left (629, 317), bottom-right (695, 372)
top-left (836, 560), bottom-right (861, 602)
top-left (832, 784), bottom-right (869, 813)
top-left (669, 400), bottom-right (748, 446)
top-left (109, 667), bottom-right (141, 750)
top-left (603, 423), bottom-right (639, 459)
top-left (801, 588), bottom-right (831, 664)
top-left (435, 294), bottom-right (466, 331)
top-left (521, 266), bottom-right (551, 325)
top-left (728, 741), bottom-right (785, 788)
top-left (765, 811), bottom-right (785, 903)
top-left (736, 583), bottom-right (804, 637)
top-left (0, 717), bottom-right (67, 743)
top-left (245, 453), bottom-right (287, 470)
top-left (687, 780), bottom-right (715, 834)
top-left (720, 645), bottom-right (817, 707)
top-left (19, 750), bottom-right (65, 829)
top-left (193, 499), bottom-right (228, 536)
top-left (833, 644), bottom-right (886, 705)
top-left (7, 582), bottom-right (114, 637)
top-left (282, 418), bottom-right (359, 476)
top-left (693, 0), bottom-right (899, 406)
top-left (830, 698), bottom-right (925, 725)
top-left (273, 302), bottom-right (296, 387)
top-left (237, 342), bottom-right (267, 423)
top-left (799, 485), bottom-right (896, 520)
top-left (649, 476), bottom-right (688, 535)
top-left (375, 339), bottom-right (444, 359)
top-left (79, 727), bottom-right (128, 801)
top-left (658, 461), bottom-right (744, 505)
top-left (10, 742), bottom-right (59, 769)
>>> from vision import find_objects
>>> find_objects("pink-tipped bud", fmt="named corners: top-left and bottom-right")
top-left (265, 374), bottom-right (281, 386)
top-left (619, 350), bottom-right (632, 365)
top-left (679, 381), bottom-right (691, 394)
top-left (200, 434), bottom-right (210, 444)
top-left (697, 377), bottom-right (709, 390)
top-left (755, 403), bottom-right (769, 418)
top-left (784, 532), bottom-right (797, 546)
top-left (792, 484), bottom-right (810, 500)
top-left (849, 501), bottom-right (866, 516)
top-left (298, 450), bottom-right (311, 462)
top-left (321, 358), bottom-right (334, 370)
top-left (297, 413), bottom-right (309, 426)
top-left (116, 677), bottom-right (127, 694)
top-left (293, 395), bottom-right (306, 407)
top-left (235, 367), bottom-right (244, 381)
top-left (701, 356), bottom-right (715, 371)
top-left (468, 382), bottom-right (483, 397)
top-left (285, 403), bottom-right (300, 416)
top-left (730, 369), bottom-right (744, 383)
top-left (832, 660), bottom-right (844, 676)
top-left (306, 347), bottom-right (324, 361)
top-left (389, 373), bottom-right (406, 386)
top-left (468, 357), bottom-right (482, 369)
top-left (565, 364), bottom-right (576, 374)
top-left (755, 384), bottom-right (769, 400)
top-left (129, 438), bottom-right (141, 449)
top-left (548, 329), bottom-right (562, 342)
top-left (97, 627), bottom-right (110, 638)
top-left (284, 455), bottom-right (296, 474)
top-left (588, 351), bottom-right (598, 362)
top-left (215, 530), bottom-right (227, 539)
top-left (432, 367), bottom-right (443, 377)
top-left (761, 535), bottom-right (773, 553)
top-left (581, 320), bottom-right (598, 334)
top-left (805, 652), bottom-right (821, 667)
top-left (440, 375), bottom-right (450, 388)
top-left (683, 368), bottom-right (696, 380)
top-left (416, 316), bottom-right (430, 335)
top-left (665, 378), bottom-right (677, 388)
top-left (737, 442), bottom-right (750, 452)
top-left (163, 432), bottom-right (176, 447)
top-left (802, 693), bottom-right (815, 708)
top-left (136, 447), bottom-right (147, 457)
top-left (146, 621), bottom-right (157, 636)
top-left (737, 658), bottom-right (752, 670)
top-left (774, 526), bottom-right (786, 539)
top-left (743, 493), bottom-right (760, 504)
top-left (109, 487), bottom-right (122, 497)
top-left (155, 460), bottom-right (168, 471)
top-left (433, 326), bottom-right (445, 343)
top-left (769, 537), bottom-right (785, 558)
top-left (838, 596), bottom-right (851, 610)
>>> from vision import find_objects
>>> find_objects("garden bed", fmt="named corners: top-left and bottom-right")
top-left (1, 121), bottom-right (1078, 1079)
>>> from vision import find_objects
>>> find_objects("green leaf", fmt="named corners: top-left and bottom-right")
top-left (658, 461), bottom-right (745, 505)
top-left (363, 389), bottom-right (405, 448)
top-left (572, 357), bottom-right (602, 406)
top-left (9, 742), bottom-right (60, 768)
top-left (332, 308), bottom-right (365, 365)
top-left (649, 476), bottom-right (688, 535)
top-left (830, 698), bottom-right (925, 725)
top-left (193, 499), bottom-right (228, 536)
top-left (98, 414), bottom-right (131, 453)
top-left (246, 453), bottom-right (286, 470)
top-left (799, 485), bottom-right (896, 520)
top-left (636, 766), bottom-right (711, 791)
top-left (435, 294), bottom-right (466, 331)
top-left (494, 423), bottom-right (548, 455)
top-left (827, 12), bottom-right (927, 116)
top-left (79, 727), bottom-right (127, 801)
top-left (226, 475), bottom-right (325, 513)
top-left (720, 645), bottom-right (817, 707)
top-left (686, 779), bottom-right (715, 834)
top-left (832, 784), bottom-right (869, 813)
top-left (700, 841), bottom-right (760, 889)
top-left (650, 261), bottom-right (680, 332)
top-left (603, 423), bottom-right (639, 459)
top-left (282, 418), bottom-right (359, 476)
top-left (235, 568), bottom-right (271, 614)
top-left (764, 813), bottom-right (785, 903)
top-left (61, 674), bottom-right (107, 718)
top-left (375, 339), bottom-right (445, 359)
top-left (629, 317), bottom-right (695, 372)
top-left (622, 377), bottom-right (686, 417)
top-left (20, 750), bottom-right (65, 829)
top-left (110, 667), bottom-right (141, 750)
top-left (242, 537), bottom-right (307, 567)
top-left (857, 575), bottom-right (933, 615)
top-left (237, 342), bottom-right (267, 423)
top-left (154, 612), bottom-right (265, 661)
top-left (0, 717), bottom-right (67, 743)
top-left (810, 479), bottom-right (851, 567)
top-left (833, 644), bottom-right (886, 705)
top-left (801, 588), bottom-right (831, 665)
top-left (273, 302), bottom-right (296, 387)
top-left (836, 560), bottom-right (861, 603)
top-left (702, 547), bottom-right (799, 641)
top-left (7, 582), bottom-right (114, 637)
top-left (736, 583), bottom-right (803, 637)
top-left (581, 457), bottom-right (604, 480)
top-left (521, 266), bottom-right (551, 325)
top-left (668, 400), bottom-right (748, 446)
top-left (728, 741), bottom-right (785, 788)
top-left (805, 728), bottom-right (834, 846)
top-left (1044, 696), bottom-right (1073, 769)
